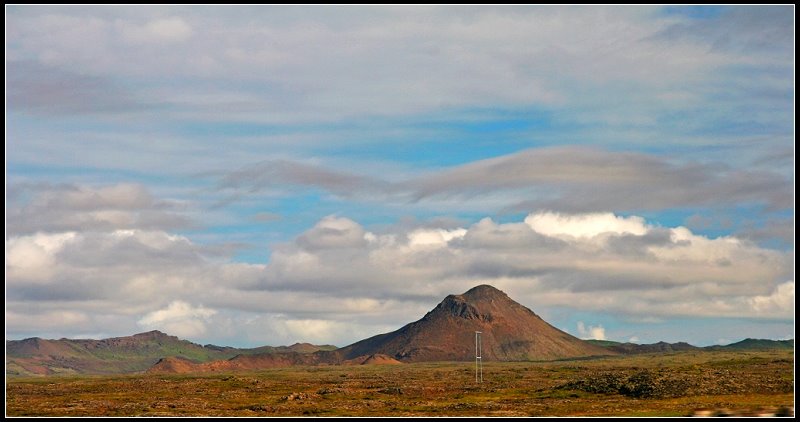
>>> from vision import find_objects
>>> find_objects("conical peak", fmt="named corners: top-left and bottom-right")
top-left (436, 294), bottom-right (492, 321)
top-left (462, 284), bottom-right (509, 302)
top-left (330, 283), bottom-right (616, 362)
top-left (430, 285), bottom-right (514, 322)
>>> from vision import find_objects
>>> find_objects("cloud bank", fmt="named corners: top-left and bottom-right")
top-left (7, 182), bottom-right (192, 236)
top-left (7, 5), bottom-right (792, 128)
top-left (6, 189), bottom-right (793, 345)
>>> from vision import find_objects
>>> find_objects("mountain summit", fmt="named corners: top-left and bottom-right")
top-left (338, 284), bottom-right (613, 362)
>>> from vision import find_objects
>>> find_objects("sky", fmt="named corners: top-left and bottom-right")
top-left (5, 5), bottom-right (794, 348)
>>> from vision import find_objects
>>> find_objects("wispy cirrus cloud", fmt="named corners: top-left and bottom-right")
top-left (408, 147), bottom-right (793, 213)
top-left (7, 61), bottom-right (145, 115)
top-left (653, 6), bottom-right (793, 56)
top-left (213, 146), bottom-right (793, 215)
top-left (217, 159), bottom-right (392, 199)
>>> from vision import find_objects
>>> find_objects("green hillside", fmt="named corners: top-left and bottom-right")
top-left (584, 340), bottom-right (623, 348)
top-left (708, 338), bottom-right (794, 351)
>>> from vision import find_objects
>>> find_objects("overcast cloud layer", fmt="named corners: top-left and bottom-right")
top-left (6, 6), bottom-right (794, 347)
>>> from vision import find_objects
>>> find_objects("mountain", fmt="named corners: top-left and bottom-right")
top-left (706, 338), bottom-right (794, 351)
top-left (148, 285), bottom-right (612, 374)
top-left (7, 331), bottom-right (214, 376)
top-left (6, 330), bottom-right (335, 377)
top-left (336, 284), bottom-right (614, 362)
top-left (587, 340), bottom-right (699, 354)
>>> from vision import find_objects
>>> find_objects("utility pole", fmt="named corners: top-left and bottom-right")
top-left (475, 331), bottom-right (483, 383)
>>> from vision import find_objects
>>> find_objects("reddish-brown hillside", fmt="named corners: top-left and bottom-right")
top-left (360, 354), bottom-right (403, 365)
top-left (147, 350), bottom-right (346, 374)
top-left (338, 284), bottom-right (614, 362)
top-left (7, 330), bottom-right (336, 377)
top-left (147, 356), bottom-right (201, 374)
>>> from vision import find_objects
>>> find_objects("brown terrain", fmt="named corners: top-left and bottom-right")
top-left (148, 352), bottom-right (402, 374)
top-left (6, 351), bottom-right (793, 417)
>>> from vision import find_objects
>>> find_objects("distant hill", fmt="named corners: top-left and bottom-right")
top-left (705, 338), bottom-right (794, 351)
top-left (225, 342), bottom-right (338, 355)
top-left (605, 341), bottom-right (699, 355)
top-left (336, 285), bottom-right (614, 362)
top-left (587, 338), bottom-right (794, 354)
top-left (585, 340), bottom-right (622, 348)
top-left (6, 330), bottom-right (335, 377)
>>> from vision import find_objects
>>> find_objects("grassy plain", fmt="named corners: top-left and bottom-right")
top-left (6, 350), bottom-right (793, 417)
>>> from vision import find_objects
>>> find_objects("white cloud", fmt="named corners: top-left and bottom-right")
top-left (749, 281), bottom-right (794, 317)
top-left (577, 321), bottom-right (606, 340)
top-left (7, 183), bottom-right (191, 236)
top-left (407, 228), bottom-right (467, 248)
top-left (296, 215), bottom-right (367, 250)
top-left (5, 232), bottom-right (77, 282)
top-left (280, 318), bottom-right (345, 345)
top-left (628, 336), bottom-right (640, 343)
top-left (649, 226), bottom-right (745, 264)
top-left (261, 212), bottom-right (792, 322)
top-left (525, 211), bottom-right (648, 238)
top-left (138, 301), bottom-right (217, 338)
